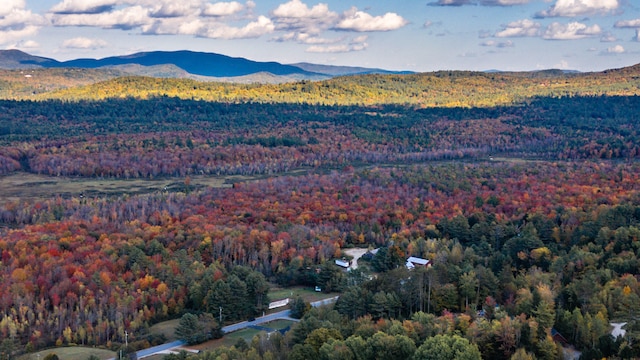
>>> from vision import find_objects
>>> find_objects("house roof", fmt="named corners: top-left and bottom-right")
top-left (335, 259), bottom-right (350, 268)
top-left (406, 256), bottom-right (430, 269)
top-left (407, 256), bottom-right (429, 265)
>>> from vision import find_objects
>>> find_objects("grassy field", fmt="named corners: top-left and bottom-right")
top-left (188, 319), bottom-right (296, 353)
top-left (0, 172), bottom-right (237, 204)
top-left (18, 347), bottom-right (115, 360)
top-left (0, 169), bottom-right (318, 205)
top-left (149, 318), bottom-right (180, 342)
top-left (269, 285), bottom-right (339, 304)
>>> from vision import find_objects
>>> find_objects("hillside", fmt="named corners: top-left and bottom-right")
top-left (0, 49), bottom-right (55, 69)
top-left (290, 62), bottom-right (413, 76)
top-left (0, 50), bottom-right (411, 81)
top-left (2, 49), bottom-right (638, 105)
top-left (23, 63), bottom-right (640, 107)
top-left (0, 68), bottom-right (123, 99)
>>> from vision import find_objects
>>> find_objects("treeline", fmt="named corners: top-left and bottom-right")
top-left (0, 96), bottom-right (639, 178)
top-left (1, 161), bottom-right (640, 357)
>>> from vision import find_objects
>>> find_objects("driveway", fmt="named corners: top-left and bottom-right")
top-left (344, 248), bottom-right (369, 269)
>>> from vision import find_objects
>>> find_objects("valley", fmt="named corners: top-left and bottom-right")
top-left (0, 56), bottom-right (639, 360)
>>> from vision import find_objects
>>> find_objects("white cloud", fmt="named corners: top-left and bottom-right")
top-left (294, 33), bottom-right (343, 44)
top-left (429, 0), bottom-right (529, 5)
top-left (0, 0), bottom-right (24, 17)
top-left (50, 0), bottom-right (118, 14)
top-left (306, 34), bottom-right (367, 53)
top-left (0, 0), bottom-right (47, 45)
top-left (269, 0), bottom-right (404, 55)
top-left (334, 8), bottom-right (408, 32)
top-left (271, 0), bottom-right (332, 19)
top-left (140, 17), bottom-right (198, 35)
top-left (271, 0), bottom-right (338, 35)
top-left (495, 19), bottom-right (541, 37)
top-left (637, 29), bottom-right (640, 42)
top-left (141, 13), bottom-right (274, 39)
top-left (605, 44), bottom-right (624, 53)
top-left (429, 0), bottom-right (474, 5)
top-left (543, 22), bottom-right (601, 40)
top-left (16, 39), bottom-right (39, 48)
top-left (537, 0), bottom-right (618, 18)
top-left (0, 8), bottom-right (46, 29)
top-left (201, 15), bottom-right (274, 39)
top-left (352, 35), bottom-right (368, 43)
top-left (0, 25), bottom-right (39, 45)
top-left (481, 39), bottom-right (514, 47)
top-left (49, 5), bottom-right (150, 29)
top-left (149, 1), bottom-right (202, 18)
top-left (62, 36), bottom-right (108, 49)
top-left (203, 1), bottom-right (245, 16)
top-left (600, 32), bottom-right (616, 42)
top-left (272, 31), bottom-right (339, 44)
top-left (614, 18), bottom-right (640, 28)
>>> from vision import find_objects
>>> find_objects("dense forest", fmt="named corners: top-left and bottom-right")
top-left (2, 161), bottom-right (640, 359)
top-left (0, 95), bottom-right (639, 180)
top-left (0, 68), bottom-right (640, 359)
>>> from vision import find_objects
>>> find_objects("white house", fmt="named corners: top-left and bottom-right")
top-left (406, 256), bottom-right (430, 269)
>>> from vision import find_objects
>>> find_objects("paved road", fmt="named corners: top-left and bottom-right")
top-left (108, 340), bottom-right (186, 360)
top-left (115, 295), bottom-right (340, 359)
top-left (222, 309), bottom-right (297, 333)
top-left (221, 295), bottom-right (338, 333)
top-left (137, 340), bottom-right (186, 358)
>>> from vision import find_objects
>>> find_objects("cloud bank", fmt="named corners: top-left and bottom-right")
top-left (41, 0), bottom-right (408, 53)
top-left (537, 0), bottom-right (618, 18)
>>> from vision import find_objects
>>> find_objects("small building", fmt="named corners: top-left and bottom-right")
top-left (335, 259), bottom-right (351, 268)
top-left (611, 322), bottom-right (627, 339)
top-left (406, 256), bottom-right (430, 269)
top-left (551, 328), bottom-right (569, 346)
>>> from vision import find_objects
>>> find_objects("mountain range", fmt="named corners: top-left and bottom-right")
top-left (0, 49), bottom-right (412, 82)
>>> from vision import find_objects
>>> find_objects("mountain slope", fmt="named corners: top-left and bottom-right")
top-left (0, 50), bottom-right (413, 79)
top-left (0, 49), bottom-right (57, 69)
top-left (29, 62), bottom-right (640, 107)
top-left (290, 62), bottom-right (414, 76)
top-left (15, 50), bottom-right (321, 78)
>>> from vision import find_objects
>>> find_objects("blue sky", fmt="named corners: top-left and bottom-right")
top-left (1, 0), bottom-right (639, 72)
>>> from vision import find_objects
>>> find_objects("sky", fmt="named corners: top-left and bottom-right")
top-left (1, 0), bottom-right (639, 72)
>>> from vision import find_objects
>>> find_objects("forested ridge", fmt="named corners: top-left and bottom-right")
top-left (0, 62), bottom-right (636, 107)
top-left (0, 67), bottom-right (640, 359)
top-left (29, 66), bottom-right (640, 107)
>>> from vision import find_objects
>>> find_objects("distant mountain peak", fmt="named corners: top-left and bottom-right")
top-left (0, 50), bottom-right (415, 80)
top-left (0, 49), bottom-right (57, 69)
